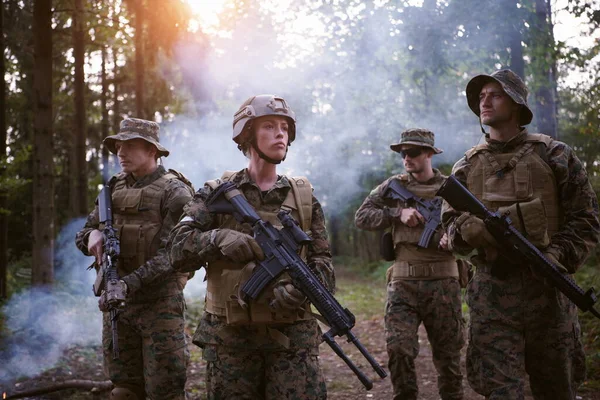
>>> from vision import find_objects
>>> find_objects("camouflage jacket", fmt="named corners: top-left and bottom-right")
top-left (75, 165), bottom-right (195, 296)
top-left (167, 168), bottom-right (334, 291)
top-left (441, 129), bottom-right (600, 272)
top-left (167, 168), bottom-right (335, 349)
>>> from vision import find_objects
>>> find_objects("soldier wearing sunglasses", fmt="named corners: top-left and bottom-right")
top-left (355, 128), bottom-right (465, 400)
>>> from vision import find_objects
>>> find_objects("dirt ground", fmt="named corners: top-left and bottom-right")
top-left (3, 271), bottom-right (600, 399)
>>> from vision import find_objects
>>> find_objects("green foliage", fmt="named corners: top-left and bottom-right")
top-left (576, 260), bottom-right (600, 389)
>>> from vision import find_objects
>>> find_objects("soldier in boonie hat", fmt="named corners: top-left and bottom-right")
top-left (355, 126), bottom-right (464, 399)
top-left (466, 69), bottom-right (533, 126)
top-left (103, 117), bottom-right (170, 157)
top-left (390, 128), bottom-right (443, 154)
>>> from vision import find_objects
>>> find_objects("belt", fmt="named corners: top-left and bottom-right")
top-left (389, 260), bottom-right (458, 279)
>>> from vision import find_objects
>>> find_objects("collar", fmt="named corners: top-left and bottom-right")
top-left (230, 168), bottom-right (292, 192)
top-left (126, 165), bottom-right (166, 187)
top-left (407, 168), bottom-right (443, 185)
top-left (485, 128), bottom-right (529, 152)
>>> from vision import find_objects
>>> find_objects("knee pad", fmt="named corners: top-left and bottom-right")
top-left (110, 387), bottom-right (140, 400)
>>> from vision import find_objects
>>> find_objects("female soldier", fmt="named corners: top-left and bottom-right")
top-left (167, 95), bottom-right (335, 399)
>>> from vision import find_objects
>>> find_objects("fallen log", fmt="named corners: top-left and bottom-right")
top-left (4, 379), bottom-right (113, 399)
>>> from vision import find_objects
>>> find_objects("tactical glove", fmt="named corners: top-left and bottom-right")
top-left (214, 229), bottom-right (265, 263)
top-left (528, 249), bottom-right (568, 286)
top-left (456, 213), bottom-right (498, 249)
top-left (270, 279), bottom-right (306, 311)
top-left (542, 249), bottom-right (568, 274)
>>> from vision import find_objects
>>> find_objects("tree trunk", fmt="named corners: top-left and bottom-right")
top-left (531, 0), bottom-right (558, 138)
top-left (134, 0), bottom-right (145, 119)
top-left (0, 0), bottom-right (8, 299)
top-left (72, 0), bottom-right (87, 214)
top-left (101, 46), bottom-right (110, 182)
top-left (32, 0), bottom-right (54, 285)
top-left (110, 48), bottom-right (121, 179)
top-left (509, 33), bottom-right (524, 78)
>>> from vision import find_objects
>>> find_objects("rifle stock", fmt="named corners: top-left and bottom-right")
top-left (206, 182), bottom-right (387, 389)
top-left (437, 175), bottom-right (600, 319)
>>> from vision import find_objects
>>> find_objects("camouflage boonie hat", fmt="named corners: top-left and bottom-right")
top-left (103, 117), bottom-right (169, 157)
top-left (390, 128), bottom-right (443, 154)
top-left (466, 69), bottom-right (533, 126)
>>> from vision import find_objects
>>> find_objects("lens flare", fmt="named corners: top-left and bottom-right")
top-left (185, 0), bottom-right (227, 30)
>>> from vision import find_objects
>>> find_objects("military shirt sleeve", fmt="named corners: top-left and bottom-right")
top-left (546, 141), bottom-right (600, 272)
top-left (354, 178), bottom-right (402, 231)
top-left (74, 206), bottom-right (100, 257)
top-left (440, 156), bottom-right (474, 255)
top-left (167, 184), bottom-right (223, 273)
top-left (121, 180), bottom-right (195, 293)
top-left (306, 194), bottom-right (336, 293)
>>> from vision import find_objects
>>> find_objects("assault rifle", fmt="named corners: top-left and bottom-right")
top-left (382, 179), bottom-right (443, 249)
top-left (437, 175), bottom-right (600, 319)
top-left (206, 182), bottom-right (388, 390)
top-left (92, 186), bottom-right (127, 359)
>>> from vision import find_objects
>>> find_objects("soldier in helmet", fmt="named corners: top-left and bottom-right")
top-left (355, 128), bottom-right (465, 400)
top-left (167, 95), bottom-right (334, 399)
top-left (75, 118), bottom-right (194, 400)
top-left (441, 69), bottom-right (600, 399)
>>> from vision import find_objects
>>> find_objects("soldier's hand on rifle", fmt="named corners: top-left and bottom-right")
top-left (214, 229), bottom-right (265, 263)
top-left (439, 232), bottom-right (449, 250)
top-left (400, 208), bottom-right (425, 227)
top-left (543, 249), bottom-right (568, 274)
top-left (88, 229), bottom-right (104, 265)
top-left (270, 279), bottom-right (306, 311)
top-left (456, 213), bottom-right (498, 259)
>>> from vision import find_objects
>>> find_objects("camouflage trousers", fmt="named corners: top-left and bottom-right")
top-left (466, 268), bottom-right (586, 400)
top-left (385, 278), bottom-right (465, 400)
top-left (202, 344), bottom-right (327, 400)
top-left (102, 293), bottom-right (189, 400)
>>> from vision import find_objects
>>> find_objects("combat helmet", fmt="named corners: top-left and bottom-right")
top-left (466, 69), bottom-right (533, 126)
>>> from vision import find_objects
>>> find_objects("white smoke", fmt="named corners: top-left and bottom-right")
top-left (0, 218), bottom-right (101, 384)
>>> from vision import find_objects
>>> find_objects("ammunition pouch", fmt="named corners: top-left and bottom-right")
top-left (207, 261), bottom-right (311, 326)
top-left (497, 198), bottom-right (549, 248)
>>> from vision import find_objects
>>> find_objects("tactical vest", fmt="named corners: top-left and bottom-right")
top-left (109, 170), bottom-right (192, 301)
top-left (388, 174), bottom-right (458, 281)
top-left (464, 133), bottom-right (560, 240)
top-left (204, 171), bottom-right (314, 325)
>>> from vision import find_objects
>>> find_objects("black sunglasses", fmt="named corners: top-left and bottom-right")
top-left (400, 148), bottom-right (425, 159)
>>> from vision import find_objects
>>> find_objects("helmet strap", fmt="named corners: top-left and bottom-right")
top-left (479, 118), bottom-right (487, 135)
top-left (250, 138), bottom-right (288, 164)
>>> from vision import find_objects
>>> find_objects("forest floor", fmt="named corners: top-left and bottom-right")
top-left (2, 268), bottom-right (600, 400)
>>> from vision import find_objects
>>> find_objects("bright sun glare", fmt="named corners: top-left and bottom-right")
top-left (185, 0), bottom-right (227, 31)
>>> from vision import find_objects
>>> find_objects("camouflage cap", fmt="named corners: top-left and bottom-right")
top-left (390, 128), bottom-right (443, 154)
top-left (103, 117), bottom-right (169, 157)
top-left (466, 69), bottom-right (533, 125)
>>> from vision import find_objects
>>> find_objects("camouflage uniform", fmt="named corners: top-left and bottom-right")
top-left (442, 70), bottom-right (600, 400)
top-left (75, 118), bottom-right (194, 400)
top-left (355, 129), bottom-right (465, 400)
top-left (167, 168), bottom-right (335, 400)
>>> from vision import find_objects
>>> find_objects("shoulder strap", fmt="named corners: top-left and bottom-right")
top-left (206, 170), bottom-right (238, 190)
top-left (285, 176), bottom-right (313, 232)
top-left (166, 168), bottom-right (195, 191)
top-left (525, 133), bottom-right (551, 167)
top-left (465, 143), bottom-right (489, 160)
